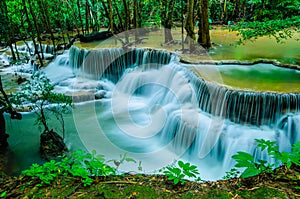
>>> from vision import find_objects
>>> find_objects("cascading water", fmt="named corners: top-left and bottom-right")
top-left (8, 46), bottom-right (299, 180)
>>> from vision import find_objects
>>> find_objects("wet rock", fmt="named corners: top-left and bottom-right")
top-left (95, 90), bottom-right (106, 99)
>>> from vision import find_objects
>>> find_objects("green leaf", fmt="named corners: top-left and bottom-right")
top-left (287, 161), bottom-right (292, 169)
top-left (173, 168), bottom-right (182, 176)
top-left (0, 191), bottom-right (7, 198)
top-left (167, 176), bottom-right (175, 181)
top-left (174, 178), bottom-right (180, 185)
top-left (178, 160), bottom-right (185, 168)
top-left (188, 165), bottom-right (197, 170)
top-left (183, 170), bottom-right (196, 178)
top-left (233, 152), bottom-right (255, 162)
top-left (241, 167), bottom-right (261, 178)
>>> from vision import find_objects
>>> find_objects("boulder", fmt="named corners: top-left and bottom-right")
top-left (79, 31), bottom-right (113, 43)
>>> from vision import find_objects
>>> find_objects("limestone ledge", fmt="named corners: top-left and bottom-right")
top-left (179, 58), bottom-right (300, 71)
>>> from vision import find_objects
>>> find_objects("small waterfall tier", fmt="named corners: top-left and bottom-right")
top-left (186, 69), bottom-right (300, 126)
top-left (69, 46), bottom-right (178, 81)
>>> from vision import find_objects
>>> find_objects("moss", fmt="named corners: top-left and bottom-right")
top-left (238, 186), bottom-right (289, 199)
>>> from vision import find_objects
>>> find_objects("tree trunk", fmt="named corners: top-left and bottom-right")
top-left (185, 0), bottom-right (195, 51)
top-left (27, 0), bottom-right (44, 67)
top-left (90, 0), bottom-right (98, 32)
top-left (2, 1), bottom-right (16, 61)
top-left (161, 0), bottom-right (175, 43)
top-left (233, 0), bottom-right (241, 20)
top-left (0, 112), bottom-right (9, 150)
top-left (40, 0), bottom-right (56, 54)
top-left (85, 0), bottom-right (90, 34)
top-left (40, 102), bottom-right (49, 132)
top-left (133, 0), bottom-right (139, 41)
top-left (122, 0), bottom-right (130, 43)
top-left (0, 76), bottom-right (22, 151)
top-left (8, 44), bottom-right (16, 61)
top-left (22, 0), bottom-right (41, 65)
top-left (113, 0), bottom-right (124, 32)
top-left (108, 0), bottom-right (114, 33)
top-left (77, 0), bottom-right (85, 34)
top-left (197, 0), bottom-right (211, 49)
top-left (14, 43), bottom-right (20, 60)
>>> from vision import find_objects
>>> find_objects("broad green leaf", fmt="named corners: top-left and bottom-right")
top-left (0, 191), bottom-right (7, 198)
top-left (178, 160), bottom-right (185, 168)
top-left (174, 178), bottom-right (180, 185)
top-left (241, 167), bottom-right (261, 178)
top-left (232, 152), bottom-right (255, 162)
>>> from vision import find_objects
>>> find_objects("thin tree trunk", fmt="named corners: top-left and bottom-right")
top-left (77, 0), bottom-right (85, 34)
top-left (0, 76), bottom-right (8, 150)
top-left (22, 0), bottom-right (42, 67)
top-left (40, 0), bottom-right (56, 54)
top-left (0, 111), bottom-right (8, 150)
top-left (138, 1), bottom-right (142, 28)
top-left (108, 0), bottom-right (114, 33)
top-left (161, 0), bottom-right (175, 43)
top-left (197, 0), bottom-right (211, 49)
top-left (8, 44), bottom-right (16, 61)
top-left (0, 76), bottom-right (22, 150)
top-left (27, 0), bottom-right (44, 67)
top-left (40, 102), bottom-right (49, 132)
top-left (2, 1), bottom-right (17, 61)
top-left (113, 0), bottom-right (124, 31)
top-left (122, 0), bottom-right (129, 43)
top-left (85, 0), bottom-right (90, 34)
top-left (185, 0), bottom-right (195, 51)
top-left (14, 43), bottom-right (20, 60)
top-left (133, 0), bottom-right (139, 41)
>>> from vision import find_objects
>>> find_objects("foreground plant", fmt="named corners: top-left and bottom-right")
top-left (22, 150), bottom-right (116, 187)
top-left (11, 72), bottom-right (72, 160)
top-left (232, 139), bottom-right (300, 178)
top-left (163, 160), bottom-right (200, 185)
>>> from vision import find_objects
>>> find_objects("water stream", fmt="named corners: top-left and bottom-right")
top-left (5, 46), bottom-right (300, 180)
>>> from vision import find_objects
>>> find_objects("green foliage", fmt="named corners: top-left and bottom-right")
top-left (11, 73), bottom-right (72, 135)
top-left (232, 139), bottom-right (300, 178)
top-left (22, 150), bottom-right (116, 187)
top-left (163, 160), bottom-right (200, 185)
top-left (0, 191), bottom-right (7, 198)
top-left (229, 16), bottom-right (300, 44)
top-left (232, 151), bottom-right (273, 178)
top-left (222, 168), bottom-right (240, 180)
top-left (255, 139), bottom-right (300, 169)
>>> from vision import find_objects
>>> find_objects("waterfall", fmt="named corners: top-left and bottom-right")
top-left (186, 68), bottom-right (300, 126)
top-left (28, 42), bottom-right (55, 54)
top-left (67, 46), bottom-right (300, 126)
top-left (69, 46), bottom-right (178, 81)
top-left (42, 50), bottom-right (74, 85)
top-left (41, 46), bottom-right (300, 180)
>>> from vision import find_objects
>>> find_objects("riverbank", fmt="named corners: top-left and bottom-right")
top-left (0, 165), bottom-right (299, 198)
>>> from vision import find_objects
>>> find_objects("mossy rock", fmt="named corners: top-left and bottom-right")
top-left (40, 129), bottom-right (67, 161)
